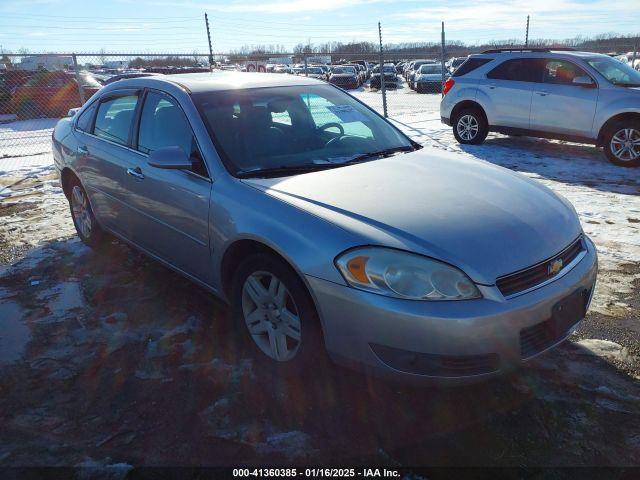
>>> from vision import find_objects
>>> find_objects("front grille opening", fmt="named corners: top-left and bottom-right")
top-left (497, 237), bottom-right (584, 297)
top-left (520, 288), bottom-right (591, 359)
top-left (371, 343), bottom-right (500, 377)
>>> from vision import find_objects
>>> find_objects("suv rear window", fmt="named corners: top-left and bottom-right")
top-left (453, 58), bottom-right (492, 77)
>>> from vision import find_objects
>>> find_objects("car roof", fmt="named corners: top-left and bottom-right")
top-left (116, 71), bottom-right (326, 93)
top-left (470, 50), bottom-right (609, 60)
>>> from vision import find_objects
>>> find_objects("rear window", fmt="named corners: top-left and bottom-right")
top-left (453, 58), bottom-right (493, 77)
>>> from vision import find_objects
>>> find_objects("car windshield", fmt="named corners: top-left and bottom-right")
top-left (306, 67), bottom-right (323, 74)
top-left (419, 65), bottom-right (441, 74)
top-left (587, 56), bottom-right (640, 86)
top-left (332, 67), bottom-right (355, 75)
top-left (193, 84), bottom-right (415, 177)
top-left (372, 66), bottom-right (395, 73)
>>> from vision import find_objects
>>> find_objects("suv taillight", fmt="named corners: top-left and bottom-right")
top-left (442, 78), bottom-right (455, 95)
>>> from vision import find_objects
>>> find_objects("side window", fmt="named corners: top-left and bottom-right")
top-left (542, 60), bottom-right (590, 85)
top-left (93, 95), bottom-right (138, 146)
top-left (138, 91), bottom-right (207, 177)
top-left (76, 102), bottom-right (97, 132)
top-left (487, 58), bottom-right (541, 82)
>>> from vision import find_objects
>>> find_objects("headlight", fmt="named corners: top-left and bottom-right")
top-left (335, 247), bottom-right (481, 301)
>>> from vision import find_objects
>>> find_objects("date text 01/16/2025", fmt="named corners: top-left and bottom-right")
top-left (232, 468), bottom-right (401, 477)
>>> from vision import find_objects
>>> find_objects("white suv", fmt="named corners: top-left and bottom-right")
top-left (440, 48), bottom-right (640, 167)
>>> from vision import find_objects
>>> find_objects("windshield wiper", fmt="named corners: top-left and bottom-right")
top-left (344, 145), bottom-right (417, 164)
top-left (236, 163), bottom-right (343, 178)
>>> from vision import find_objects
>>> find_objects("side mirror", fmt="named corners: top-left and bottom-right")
top-left (147, 146), bottom-right (192, 170)
top-left (573, 76), bottom-right (596, 88)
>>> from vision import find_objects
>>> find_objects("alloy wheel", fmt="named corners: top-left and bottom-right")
top-left (241, 271), bottom-right (302, 362)
top-left (71, 185), bottom-right (92, 239)
top-left (457, 114), bottom-right (479, 141)
top-left (610, 128), bottom-right (640, 162)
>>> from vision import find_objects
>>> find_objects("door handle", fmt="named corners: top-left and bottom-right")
top-left (535, 91), bottom-right (549, 96)
top-left (126, 167), bottom-right (145, 180)
top-left (77, 145), bottom-right (88, 154)
top-left (488, 84), bottom-right (497, 90)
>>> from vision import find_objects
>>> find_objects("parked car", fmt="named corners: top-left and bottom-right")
top-left (414, 63), bottom-right (446, 93)
top-left (353, 60), bottom-right (371, 79)
top-left (12, 70), bottom-right (101, 119)
top-left (446, 56), bottom-right (467, 74)
top-left (329, 65), bottom-right (360, 89)
top-left (342, 64), bottom-right (365, 85)
top-left (441, 48), bottom-right (640, 167)
top-left (0, 70), bottom-right (32, 113)
top-left (370, 64), bottom-right (399, 89)
top-left (407, 60), bottom-right (437, 89)
top-left (300, 66), bottom-right (327, 81)
top-left (52, 72), bottom-right (597, 384)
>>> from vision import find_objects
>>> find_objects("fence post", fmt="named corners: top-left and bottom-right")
top-left (205, 13), bottom-right (214, 70)
top-left (378, 21), bottom-right (387, 118)
top-left (304, 54), bottom-right (308, 76)
top-left (72, 54), bottom-right (86, 106)
top-left (633, 42), bottom-right (638, 70)
top-left (441, 22), bottom-right (446, 97)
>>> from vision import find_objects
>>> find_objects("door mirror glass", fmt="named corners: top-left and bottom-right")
top-left (573, 75), bottom-right (596, 87)
top-left (147, 146), bottom-right (193, 170)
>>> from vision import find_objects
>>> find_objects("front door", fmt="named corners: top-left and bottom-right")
top-left (124, 90), bottom-right (213, 284)
top-left (529, 59), bottom-right (599, 138)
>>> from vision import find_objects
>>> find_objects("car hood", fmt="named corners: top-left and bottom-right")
top-left (242, 149), bottom-right (582, 284)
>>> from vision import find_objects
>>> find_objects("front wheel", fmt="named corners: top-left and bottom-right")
top-left (603, 123), bottom-right (640, 167)
top-left (452, 108), bottom-right (488, 145)
top-left (231, 253), bottom-right (324, 374)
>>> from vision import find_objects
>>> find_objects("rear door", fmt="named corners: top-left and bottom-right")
top-left (529, 59), bottom-right (599, 137)
top-left (125, 89), bottom-right (213, 284)
top-left (478, 58), bottom-right (540, 129)
top-left (73, 90), bottom-right (141, 239)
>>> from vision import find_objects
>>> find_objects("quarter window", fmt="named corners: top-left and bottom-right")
top-left (487, 58), bottom-right (541, 82)
top-left (93, 95), bottom-right (138, 146)
top-left (76, 102), bottom-right (97, 132)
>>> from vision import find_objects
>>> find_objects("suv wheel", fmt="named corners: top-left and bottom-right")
top-left (231, 253), bottom-right (324, 374)
top-left (604, 123), bottom-right (640, 167)
top-left (452, 108), bottom-right (488, 145)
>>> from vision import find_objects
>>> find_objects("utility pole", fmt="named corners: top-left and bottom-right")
top-left (205, 13), bottom-right (214, 69)
top-left (633, 41), bottom-right (638, 70)
top-left (441, 22), bottom-right (446, 97)
top-left (525, 15), bottom-right (530, 46)
top-left (378, 21), bottom-right (387, 118)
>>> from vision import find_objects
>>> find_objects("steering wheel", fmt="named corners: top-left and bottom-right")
top-left (318, 122), bottom-right (344, 135)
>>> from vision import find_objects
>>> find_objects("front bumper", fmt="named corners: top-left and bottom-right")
top-left (307, 237), bottom-right (597, 385)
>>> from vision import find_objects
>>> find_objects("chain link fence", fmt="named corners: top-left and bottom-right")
top-left (1, 41), bottom-right (638, 162)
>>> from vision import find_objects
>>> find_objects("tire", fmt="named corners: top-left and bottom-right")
top-left (67, 177), bottom-right (107, 248)
top-left (603, 121), bottom-right (640, 167)
top-left (230, 253), bottom-right (325, 375)
top-left (452, 107), bottom-right (489, 145)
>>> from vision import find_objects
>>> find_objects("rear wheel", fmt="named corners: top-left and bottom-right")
top-left (452, 108), bottom-right (488, 145)
top-left (603, 122), bottom-right (640, 167)
top-left (68, 177), bottom-right (106, 248)
top-left (231, 253), bottom-right (324, 375)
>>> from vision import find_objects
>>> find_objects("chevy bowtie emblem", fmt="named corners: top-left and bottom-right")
top-left (548, 259), bottom-right (563, 276)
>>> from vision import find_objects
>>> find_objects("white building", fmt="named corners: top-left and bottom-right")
top-left (17, 55), bottom-right (73, 71)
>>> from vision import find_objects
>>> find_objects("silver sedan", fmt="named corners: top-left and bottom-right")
top-left (53, 72), bottom-right (597, 384)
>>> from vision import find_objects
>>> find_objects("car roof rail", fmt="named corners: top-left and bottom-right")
top-left (481, 47), bottom-right (576, 54)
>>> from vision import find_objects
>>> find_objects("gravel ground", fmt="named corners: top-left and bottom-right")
top-left (0, 81), bottom-right (639, 469)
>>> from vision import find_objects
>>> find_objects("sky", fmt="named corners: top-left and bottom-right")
top-left (0, 0), bottom-right (638, 55)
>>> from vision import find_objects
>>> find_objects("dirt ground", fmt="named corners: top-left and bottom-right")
top-left (1, 123), bottom-right (639, 471)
